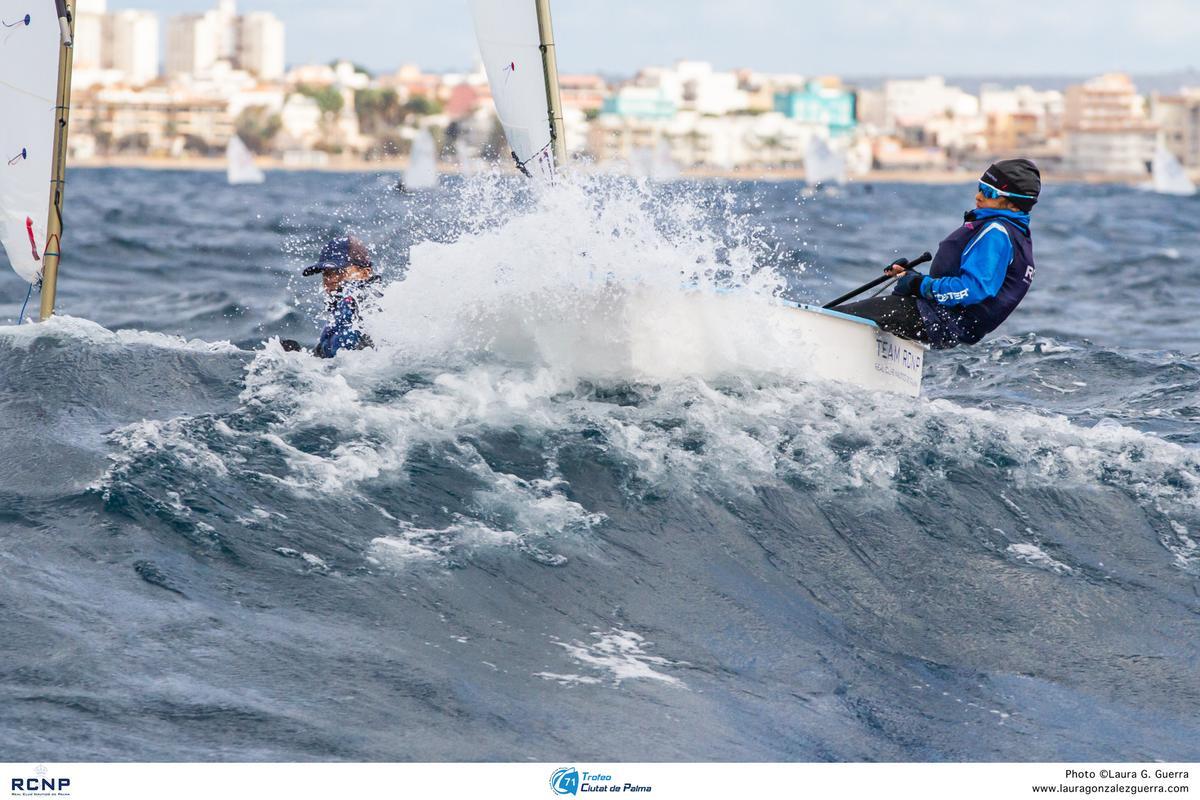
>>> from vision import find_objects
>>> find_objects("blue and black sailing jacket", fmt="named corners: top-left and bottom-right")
top-left (897, 207), bottom-right (1035, 349)
top-left (313, 278), bottom-right (379, 358)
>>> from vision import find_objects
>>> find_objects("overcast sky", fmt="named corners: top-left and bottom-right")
top-left (118, 0), bottom-right (1197, 77)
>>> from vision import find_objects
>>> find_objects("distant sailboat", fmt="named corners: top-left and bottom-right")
top-left (226, 135), bottom-right (265, 185)
top-left (804, 136), bottom-right (846, 186)
top-left (651, 140), bottom-right (681, 181)
top-left (458, 150), bottom-right (486, 177)
top-left (0, 0), bottom-right (75, 320)
top-left (403, 129), bottom-right (438, 190)
top-left (628, 140), bottom-right (680, 181)
top-left (1148, 143), bottom-right (1196, 196)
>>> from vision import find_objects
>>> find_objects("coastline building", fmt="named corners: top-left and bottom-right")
top-left (1063, 73), bottom-right (1158, 175)
top-left (738, 70), bottom-right (808, 113)
top-left (166, 1), bottom-right (285, 81)
top-left (979, 84), bottom-right (1063, 155)
top-left (866, 77), bottom-right (985, 159)
top-left (109, 11), bottom-right (160, 87)
top-left (854, 88), bottom-right (886, 129)
top-left (71, 86), bottom-right (234, 156)
top-left (670, 61), bottom-right (748, 116)
top-left (73, 0), bottom-right (108, 74)
top-left (871, 137), bottom-right (949, 171)
top-left (882, 76), bottom-right (979, 128)
top-left (619, 61), bottom-right (749, 117)
top-left (166, 13), bottom-right (220, 78)
top-left (279, 94), bottom-right (323, 148)
top-left (590, 109), bottom-right (822, 170)
top-left (979, 84), bottom-right (1063, 123)
top-left (559, 74), bottom-right (609, 114)
top-left (239, 12), bottom-right (287, 81)
top-left (1151, 90), bottom-right (1200, 169)
top-left (603, 85), bottom-right (677, 119)
top-left (382, 64), bottom-right (444, 102)
top-left (72, 0), bottom-right (161, 88)
top-left (287, 63), bottom-right (339, 87)
top-left (774, 80), bottom-right (856, 135)
top-left (214, 0), bottom-right (238, 61)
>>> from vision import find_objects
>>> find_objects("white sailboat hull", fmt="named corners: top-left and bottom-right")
top-left (621, 295), bottom-right (924, 396)
top-left (782, 303), bottom-right (924, 397)
top-left (474, 288), bottom-right (926, 397)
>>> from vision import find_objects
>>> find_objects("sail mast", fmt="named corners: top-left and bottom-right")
top-left (533, 0), bottom-right (566, 168)
top-left (38, 0), bottom-right (76, 321)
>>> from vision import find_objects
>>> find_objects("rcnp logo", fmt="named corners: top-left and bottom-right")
top-left (550, 767), bottom-right (579, 796)
top-left (10, 765), bottom-right (71, 797)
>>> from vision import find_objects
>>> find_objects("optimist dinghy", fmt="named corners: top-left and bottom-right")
top-left (468, 0), bottom-right (925, 396)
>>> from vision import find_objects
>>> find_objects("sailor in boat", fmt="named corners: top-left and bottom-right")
top-left (281, 236), bottom-right (380, 357)
top-left (835, 159), bottom-right (1041, 349)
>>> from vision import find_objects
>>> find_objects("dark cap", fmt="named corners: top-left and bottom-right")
top-left (980, 158), bottom-right (1041, 211)
top-left (302, 236), bottom-right (374, 276)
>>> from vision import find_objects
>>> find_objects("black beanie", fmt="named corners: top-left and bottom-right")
top-left (981, 158), bottom-right (1041, 211)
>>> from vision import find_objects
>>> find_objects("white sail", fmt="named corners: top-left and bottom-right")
top-left (458, 150), bottom-right (485, 177)
top-left (1150, 143), bottom-right (1196, 196)
top-left (804, 136), bottom-right (846, 186)
top-left (469, 0), bottom-right (556, 179)
top-left (226, 135), bottom-right (265, 185)
top-left (0, 1), bottom-right (64, 284)
top-left (651, 139), bottom-right (680, 181)
top-left (404, 129), bottom-right (438, 190)
top-left (628, 140), bottom-right (681, 181)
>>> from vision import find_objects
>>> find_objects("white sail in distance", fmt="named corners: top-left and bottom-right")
top-left (469, 0), bottom-right (558, 179)
top-left (404, 129), bottom-right (438, 190)
top-left (0, 0), bottom-right (67, 284)
top-left (226, 135), bottom-right (265, 185)
top-left (1150, 143), bottom-right (1196, 196)
top-left (804, 136), bottom-right (847, 186)
top-left (651, 139), bottom-right (681, 181)
top-left (629, 140), bottom-right (681, 181)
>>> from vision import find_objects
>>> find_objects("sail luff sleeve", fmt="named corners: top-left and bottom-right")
top-left (54, 0), bottom-right (72, 45)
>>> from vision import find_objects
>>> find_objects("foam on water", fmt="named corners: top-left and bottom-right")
top-left (1006, 543), bottom-right (1075, 575)
top-left (88, 176), bottom-right (1198, 574)
top-left (0, 314), bottom-right (241, 353)
top-left (537, 629), bottom-right (686, 687)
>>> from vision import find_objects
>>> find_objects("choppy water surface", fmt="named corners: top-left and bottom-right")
top-left (1, 169), bottom-right (1197, 761)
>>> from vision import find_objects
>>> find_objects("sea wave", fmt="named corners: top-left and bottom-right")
top-left (2, 172), bottom-right (1198, 761)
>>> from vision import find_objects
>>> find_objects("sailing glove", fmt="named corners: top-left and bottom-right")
top-left (894, 271), bottom-right (927, 297)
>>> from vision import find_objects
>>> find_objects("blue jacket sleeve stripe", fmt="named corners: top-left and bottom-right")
top-left (920, 222), bottom-right (1012, 307)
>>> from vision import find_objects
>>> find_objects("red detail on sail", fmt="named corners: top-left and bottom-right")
top-left (25, 216), bottom-right (41, 262)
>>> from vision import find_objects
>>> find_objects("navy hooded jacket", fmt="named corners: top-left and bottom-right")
top-left (898, 207), bottom-right (1035, 348)
top-left (313, 278), bottom-right (379, 358)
